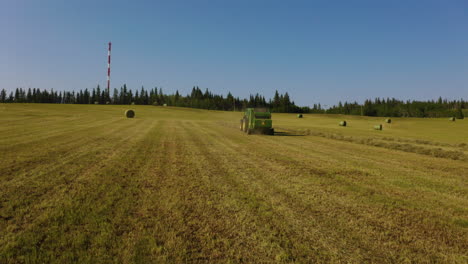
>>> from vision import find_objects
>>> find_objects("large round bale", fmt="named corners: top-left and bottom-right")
top-left (125, 110), bottom-right (135, 118)
top-left (385, 118), bottom-right (392, 123)
top-left (339, 121), bottom-right (347, 127)
top-left (449, 117), bottom-right (455, 121)
top-left (374, 124), bottom-right (383, 130)
top-left (297, 114), bottom-right (303, 118)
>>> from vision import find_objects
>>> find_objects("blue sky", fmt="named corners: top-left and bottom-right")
top-left (1, 0), bottom-right (467, 106)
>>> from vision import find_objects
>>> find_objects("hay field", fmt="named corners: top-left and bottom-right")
top-left (1, 104), bottom-right (467, 263)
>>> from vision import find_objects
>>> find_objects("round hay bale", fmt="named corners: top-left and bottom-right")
top-left (297, 114), bottom-right (303, 118)
top-left (385, 118), bottom-right (392, 123)
top-left (339, 121), bottom-right (347, 127)
top-left (449, 117), bottom-right (455, 121)
top-left (131, 102), bottom-right (135, 105)
top-left (94, 101), bottom-right (99, 105)
top-left (163, 103), bottom-right (167, 107)
top-left (125, 110), bottom-right (135, 118)
top-left (374, 124), bottom-right (383, 130)
top-left (106, 101), bottom-right (110, 105)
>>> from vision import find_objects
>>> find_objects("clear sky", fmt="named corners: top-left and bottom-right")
top-left (1, 0), bottom-right (467, 106)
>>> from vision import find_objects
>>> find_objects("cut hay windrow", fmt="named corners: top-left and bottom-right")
top-left (385, 118), bottom-right (392, 123)
top-left (125, 110), bottom-right (135, 118)
top-left (2, 104), bottom-right (467, 262)
top-left (339, 121), bottom-right (347, 127)
top-left (297, 114), bottom-right (303, 118)
top-left (374, 124), bottom-right (383, 130)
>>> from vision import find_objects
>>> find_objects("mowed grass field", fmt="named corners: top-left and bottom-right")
top-left (0, 104), bottom-right (467, 263)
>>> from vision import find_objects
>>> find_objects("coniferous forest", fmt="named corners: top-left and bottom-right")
top-left (0, 85), bottom-right (465, 118)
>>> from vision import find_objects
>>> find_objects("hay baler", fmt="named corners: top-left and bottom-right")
top-left (240, 108), bottom-right (274, 135)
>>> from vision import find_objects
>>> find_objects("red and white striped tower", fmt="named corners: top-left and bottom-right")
top-left (107, 42), bottom-right (112, 96)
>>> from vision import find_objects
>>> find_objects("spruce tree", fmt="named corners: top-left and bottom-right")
top-left (112, 88), bottom-right (118, 104)
top-left (456, 107), bottom-right (464, 119)
top-left (96, 85), bottom-right (101, 104)
top-left (140, 86), bottom-right (145, 104)
top-left (0, 89), bottom-right (6, 103)
top-left (283, 92), bottom-right (291, 112)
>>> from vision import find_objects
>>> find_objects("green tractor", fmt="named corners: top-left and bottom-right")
top-left (240, 108), bottom-right (274, 135)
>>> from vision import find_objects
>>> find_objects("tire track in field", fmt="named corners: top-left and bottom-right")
top-left (0, 118), bottom-right (145, 191)
top-left (0, 120), bottom-right (162, 263)
top-left (0, 117), bottom-right (145, 180)
top-left (0, 115), bottom-right (97, 140)
top-left (178, 121), bottom-right (283, 262)
top-left (171, 121), bottom-right (354, 262)
top-left (263, 134), bottom-right (468, 217)
top-left (246, 125), bottom-right (468, 262)
top-left (0, 115), bottom-right (118, 146)
top-left (188, 121), bottom-right (468, 263)
top-left (247, 130), bottom-right (468, 209)
top-left (210, 122), bottom-right (468, 239)
top-left (137, 120), bottom-right (235, 263)
top-left (116, 120), bottom-right (186, 263)
top-left (134, 120), bottom-right (258, 263)
top-left (114, 120), bottom-right (301, 262)
top-left (0, 118), bottom-right (122, 174)
top-left (257, 129), bottom-right (468, 261)
top-left (0, 120), bottom-right (157, 245)
top-left (51, 119), bottom-right (167, 262)
top-left (0, 117), bottom-right (122, 162)
top-left (212, 121), bottom-right (468, 207)
top-left (187, 121), bottom-right (378, 262)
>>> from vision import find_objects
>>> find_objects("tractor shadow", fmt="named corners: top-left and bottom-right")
top-left (274, 131), bottom-right (306, 137)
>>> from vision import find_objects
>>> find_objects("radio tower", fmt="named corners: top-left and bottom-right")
top-left (107, 42), bottom-right (112, 98)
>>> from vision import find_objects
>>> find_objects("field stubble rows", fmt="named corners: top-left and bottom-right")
top-left (0, 104), bottom-right (467, 263)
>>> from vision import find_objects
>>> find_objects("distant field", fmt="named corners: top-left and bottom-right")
top-left (1, 104), bottom-right (467, 263)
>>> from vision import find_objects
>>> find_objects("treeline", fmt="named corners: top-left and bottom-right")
top-left (0, 86), bottom-right (465, 118)
top-left (0, 86), bottom-right (310, 113)
top-left (327, 98), bottom-right (465, 118)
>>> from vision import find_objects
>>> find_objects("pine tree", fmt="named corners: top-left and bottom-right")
top-left (175, 90), bottom-right (180, 105)
top-left (122, 84), bottom-right (128, 104)
top-left (144, 90), bottom-right (149, 105)
top-left (0, 89), bottom-right (6, 103)
top-left (112, 88), bottom-right (118, 104)
top-left (91, 89), bottom-right (96, 104)
top-left (135, 91), bottom-right (140, 104)
top-left (456, 107), bottom-right (464, 119)
top-left (26, 88), bottom-right (32, 102)
top-left (283, 92), bottom-right (291, 112)
top-left (101, 91), bottom-right (106, 104)
top-left (96, 85), bottom-right (101, 104)
top-left (128, 90), bottom-right (133, 104)
top-left (140, 86), bottom-right (145, 105)
top-left (273, 90), bottom-right (280, 111)
top-left (159, 88), bottom-right (165, 104)
top-left (14, 88), bottom-right (20, 102)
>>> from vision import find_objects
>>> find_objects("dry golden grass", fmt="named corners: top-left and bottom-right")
top-left (0, 104), bottom-right (467, 263)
